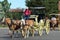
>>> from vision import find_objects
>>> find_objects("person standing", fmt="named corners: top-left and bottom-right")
top-left (51, 17), bottom-right (57, 30)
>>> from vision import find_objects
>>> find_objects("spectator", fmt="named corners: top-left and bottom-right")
top-left (51, 17), bottom-right (57, 30)
top-left (51, 17), bottom-right (57, 24)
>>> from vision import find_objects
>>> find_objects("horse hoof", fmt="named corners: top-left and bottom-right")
top-left (39, 34), bottom-right (42, 36)
top-left (16, 31), bottom-right (18, 33)
top-left (27, 35), bottom-right (29, 38)
top-left (24, 36), bottom-right (26, 39)
top-left (10, 35), bottom-right (12, 38)
top-left (46, 32), bottom-right (49, 35)
top-left (32, 35), bottom-right (34, 37)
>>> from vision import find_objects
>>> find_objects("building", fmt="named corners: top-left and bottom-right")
top-left (8, 8), bottom-right (23, 19)
top-left (9, 8), bottom-right (23, 13)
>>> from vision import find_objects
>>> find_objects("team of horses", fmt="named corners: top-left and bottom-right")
top-left (1, 17), bottom-right (35, 38)
top-left (0, 17), bottom-right (58, 38)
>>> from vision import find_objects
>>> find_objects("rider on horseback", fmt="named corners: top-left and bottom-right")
top-left (23, 7), bottom-right (31, 20)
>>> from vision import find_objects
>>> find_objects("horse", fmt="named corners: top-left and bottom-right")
top-left (4, 17), bottom-right (34, 38)
top-left (21, 19), bottom-right (34, 38)
top-left (32, 19), bottom-right (44, 36)
top-left (1, 17), bottom-right (22, 37)
top-left (38, 19), bottom-right (44, 36)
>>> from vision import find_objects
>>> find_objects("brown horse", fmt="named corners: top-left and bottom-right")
top-left (2, 17), bottom-right (34, 38)
top-left (4, 18), bottom-right (22, 37)
top-left (5, 18), bottom-right (21, 30)
top-left (21, 20), bottom-right (34, 38)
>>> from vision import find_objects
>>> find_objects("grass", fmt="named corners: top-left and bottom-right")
top-left (0, 24), bottom-right (8, 28)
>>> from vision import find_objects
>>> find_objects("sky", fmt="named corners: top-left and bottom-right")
top-left (0, 0), bottom-right (27, 9)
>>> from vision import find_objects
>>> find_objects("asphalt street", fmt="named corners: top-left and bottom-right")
top-left (0, 28), bottom-right (60, 40)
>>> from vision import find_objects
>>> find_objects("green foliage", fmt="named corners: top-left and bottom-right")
top-left (26, 0), bottom-right (43, 7)
top-left (26, 0), bottom-right (59, 15)
top-left (0, 2), bottom-right (5, 18)
top-left (44, 0), bottom-right (59, 14)
top-left (0, 0), bottom-right (22, 20)
top-left (1, 0), bottom-right (11, 17)
top-left (7, 12), bottom-right (23, 20)
top-left (11, 12), bottom-right (23, 20)
top-left (2, 0), bottom-right (11, 12)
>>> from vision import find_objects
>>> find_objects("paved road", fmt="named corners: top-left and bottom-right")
top-left (0, 28), bottom-right (60, 40)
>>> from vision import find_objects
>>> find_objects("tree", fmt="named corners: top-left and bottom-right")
top-left (0, 2), bottom-right (5, 19)
top-left (1, 0), bottom-right (11, 17)
top-left (43, 0), bottom-right (59, 14)
top-left (26, 0), bottom-right (59, 15)
top-left (26, 0), bottom-right (44, 7)
top-left (26, 0), bottom-right (45, 15)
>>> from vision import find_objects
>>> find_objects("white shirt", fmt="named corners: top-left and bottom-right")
top-left (51, 17), bottom-right (56, 21)
top-left (51, 17), bottom-right (57, 24)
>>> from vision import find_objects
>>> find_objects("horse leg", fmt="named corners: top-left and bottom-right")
top-left (21, 30), bottom-right (25, 37)
top-left (38, 26), bottom-right (43, 36)
top-left (8, 29), bottom-right (11, 34)
top-left (8, 30), bottom-right (14, 38)
top-left (45, 27), bottom-right (50, 34)
top-left (26, 29), bottom-right (29, 38)
top-left (24, 29), bottom-right (27, 38)
top-left (24, 27), bottom-right (30, 38)
top-left (32, 29), bottom-right (34, 37)
top-left (52, 24), bottom-right (55, 30)
top-left (8, 27), bottom-right (13, 37)
top-left (30, 26), bottom-right (34, 37)
top-left (16, 30), bottom-right (19, 34)
top-left (21, 29), bottom-right (27, 38)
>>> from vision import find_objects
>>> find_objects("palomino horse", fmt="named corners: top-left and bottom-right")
top-left (33, 19), bottom-right (44, 36)
top-left (5, 18), bottom-right (21, 30)
top-left (38, 19), bottom-right (44, 36)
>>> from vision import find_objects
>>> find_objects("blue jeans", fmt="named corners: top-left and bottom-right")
top-left (24, 15), bottom-right (29, 20)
